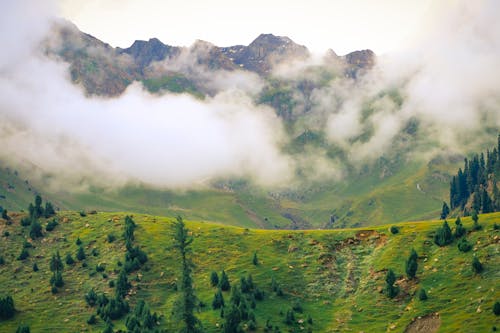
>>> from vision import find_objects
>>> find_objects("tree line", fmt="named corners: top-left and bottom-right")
top-left (449, 134), bottom-right (500, 215)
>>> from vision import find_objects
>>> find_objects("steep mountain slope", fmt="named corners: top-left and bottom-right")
top-left (0, 211), bottom-right (498, 332)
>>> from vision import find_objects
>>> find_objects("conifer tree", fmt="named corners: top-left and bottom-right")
top-left (385, 269), bottom-right (398, 298)
top-left (210, 271), bottom-right (219, 287)
top-left (219, 270), bottom-right (231, 291)
top-left (173, 216), bottom-right (203, 333)
top-left (405, 249), bottom-right (418, 279)
top-left (472, 256), bottom-right (483, 274)
top-left (434, 220), bottom-right (453, 246)
top-left (440, 202), bottom-right (450, 220)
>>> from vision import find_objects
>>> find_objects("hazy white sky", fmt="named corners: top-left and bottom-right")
top-left (57, 0), bottom-right (433, 55)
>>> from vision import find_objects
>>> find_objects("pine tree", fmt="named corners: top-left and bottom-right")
top-left (173, 216), bottom-right (203, 333)
top-left (76, 246), bottom-right (86, 261)
top-left (471, 210), bottom-right (481, 230)
top-left (385, 269), bottom-right (398, 298)
top-left (0, 295), bottom-right (15, 319)
top-left (434, 220), bottom-right (453, 246)
top-left (44, 202), bottom-right (56, 218)
top-left (405, 249), bottom-right (418, 279)
top-left (219, 270), bottom-right (231, 291)
top-left (29, 220), bottom-right (43, 239)
top-left (454, 217), bottom-right (466, 238)
top-left (212, 289), bottom-right (225, 309)
top-left (34, 195), bottom-right (43, 219)
top-left (472, 256), bottom-right (483, 274)
top-left (50, 251), bottom-right (64, 272)
top-left (252, 252), bottom-right (259, 265)
top-left (116, 270), bottom-right (130, 298)
top-left (210, 271), bottom-right (219, 287)
top-left (440, 202), bottom-right (450, 220)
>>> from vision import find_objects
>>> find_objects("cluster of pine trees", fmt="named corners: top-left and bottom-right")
top-left (449, 135), bottom-right (500, 214)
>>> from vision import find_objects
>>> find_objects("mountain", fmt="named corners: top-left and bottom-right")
top-left (45, 22), bottom-right (375, 97)
top-left (117, 38), bottom-right (181, 70)
top-left (221, 33), bottom-right (310, 74)
top-left (0, 211), bottom-right (498, 332)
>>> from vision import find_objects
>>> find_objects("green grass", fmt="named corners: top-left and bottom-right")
top-left (0, 211), bottom-right (498, 332)
top-left (0, 144), bottom-right (461, 231)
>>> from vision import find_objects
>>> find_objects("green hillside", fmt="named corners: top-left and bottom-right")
top-left (0, 154), bottom-right (456, 231)
top-left (0, 211), bottom-right (498, 332)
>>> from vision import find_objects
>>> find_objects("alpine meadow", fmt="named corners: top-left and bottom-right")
top-left (0, 1), bottom-right (499, 332)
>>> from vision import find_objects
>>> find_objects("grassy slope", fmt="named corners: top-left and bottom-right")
top-left (0, 212), bottom-right (498, 332)
top-left (0, 155), bottom-right (455, 231)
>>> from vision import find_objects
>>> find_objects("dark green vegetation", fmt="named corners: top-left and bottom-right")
top-left (449, 134), bottom-right (500, 214)
top-left (0, 210), bottom-right (498, 332)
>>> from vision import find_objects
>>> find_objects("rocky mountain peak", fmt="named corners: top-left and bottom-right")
top-left (118, 37), bottom-right (180, 69)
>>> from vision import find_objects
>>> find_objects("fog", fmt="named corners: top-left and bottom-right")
top-left (0, 0), bottom-right (499, 191)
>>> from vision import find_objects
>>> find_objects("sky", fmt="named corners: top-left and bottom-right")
top-left (57, 0), bottom-right (433, 55)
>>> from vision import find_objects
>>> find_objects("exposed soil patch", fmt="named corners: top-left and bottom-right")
top-left (404, 313), bottom-right (441, 333)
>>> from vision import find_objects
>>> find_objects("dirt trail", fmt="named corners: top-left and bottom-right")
top-left (404, 314), bottom-right (441, 333)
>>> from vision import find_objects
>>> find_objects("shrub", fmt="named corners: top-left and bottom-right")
top-left (457, 238), bottom-right (472, 252)
top-left (79, 210), bottom-right (86, 217)
top-left (29, 220), bottom-right (43, 239)
top-left (418, 288), bottom-right (428, 301)
top-left (3, 231), bottom-right (9, 237)
top-left (87, 314), bottom-right (97, 325)
top-left (65, 253), bottom-right (75, 265)
top-left (76, 246), bottom-right (86, 261)
top-left (32, 263), bottom-right (38, 272)
top-left (472, 257), bottom-right (483, 274)
top-left (390, 226), bottom-right (399, 234)
top-left (292, 300), bottom-right (303, 313)
top-left (75, 237), bottom-right (82, 246)
top-left (107, 234), bottom-right (116, 243)
top-left (284, 309), bottom-right (295, 325)
top-left (45, 219), bottom-right (58, 232)
top-left (97, 296), bottom-right (129, 321)
top-left (494, 301), bottom-right (500, 316)
top-left (96, 263), bottom-right (105, 272)
top-left (85, 289), bottom-right (98, 307)
top-left (20, 217), bottom-right (31, 227)
top-left (17, 248), bottom-right (29, 260)
top-left (16, 325), bottom-right (30, 333)
top-left (494, 223), bottom-right (499, 230)
top-left (247, 320), bottom-right (257, 331)
top-left (0, 295), bottom-right (15, 319)
top-left (0, 257), bottom-right (4, 265)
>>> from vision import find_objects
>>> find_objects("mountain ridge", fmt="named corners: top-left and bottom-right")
top-left (46, 21), bottom-right (376, 97)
